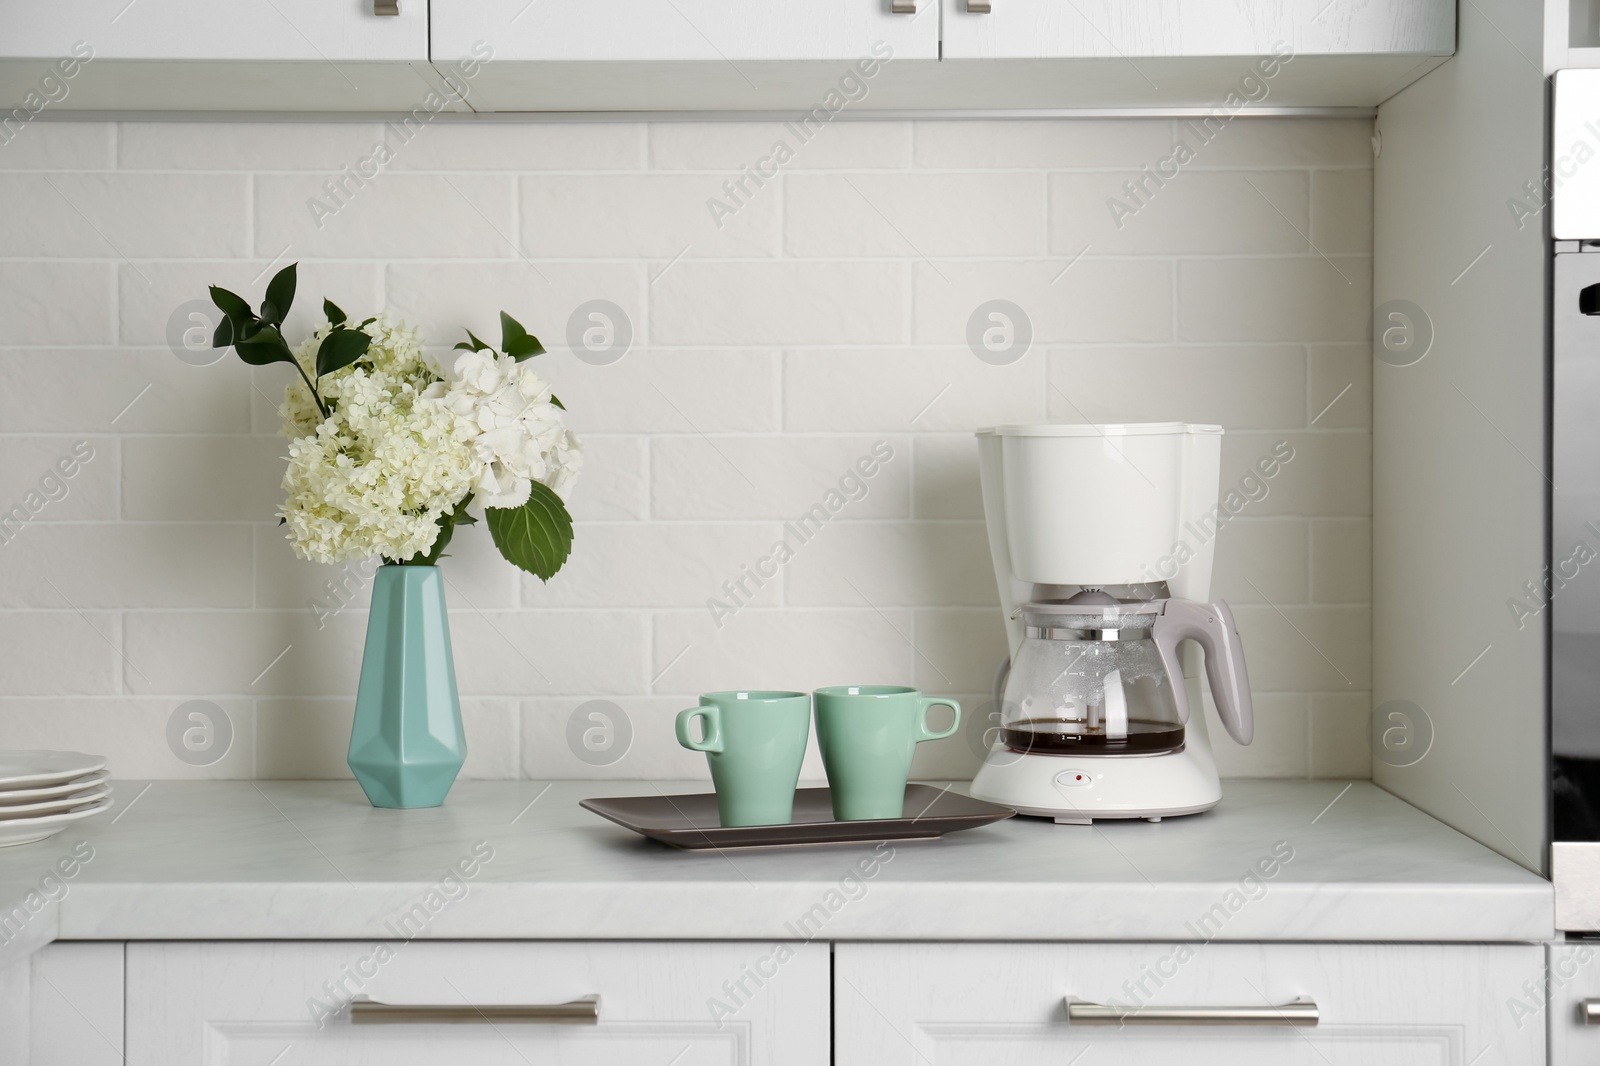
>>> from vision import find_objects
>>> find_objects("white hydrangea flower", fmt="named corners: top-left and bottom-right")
top-left (441, 349), bottom-right (582, 509)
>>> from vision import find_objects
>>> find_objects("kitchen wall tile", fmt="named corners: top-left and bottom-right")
top-left (0, 436), bottom-right (115, 521)
top-left (912, 608), bottom-right (1008, 699)
top-left (785, 172), bottom-right (1045, 258)
top-left (913, 435), bottom-right (984, 520)
top-left (1311, 691), bottom-right (1373, 778)
top-left (913, 119), bottom-right (1173, 168)
top-left (1185, 117), bottom-right (1374, 167)
top-left (255, 173), bottom-right (515, 259)
top-left (0, 524), bottom-right (251, 608)
top-left (522, 523), bottom-right (784, 608)
top-left (0, 349), bottom-right (253, 435)
top-left (256, 698), bottom-right (516, 779)
top-left (1311, 517), bottom-right (1371, 604)
top-left (120, 261), bottom-right (383, 352)
top-left (570, 436), bottom-right (649, 521)
top-left (522, 174), bottom-right (779, 259)
top-left (1178, 256), bottom-right (1371, 342)
top-left (386, 123), bottom-right (646, 171)
top-left (1049, 171), bottom-right (1308, 256)
top-left (1206, 692), bottom-right (1309, 777)
top-left (0, 263), bottom-right (112, 344)
top-left (1046, 345), bottom-right (1305, 429)
top-left (652, 609), bottom-right (912, 696)
top-left (650, 121), bottom-right (910, 170)
top-left (385, 261), bottom-right (643, 352)
top-left (449, 611), bottom-right (648, 697)
top-left (1311, 169), bottom-right (1373, 254)
top-left (121, 436), bottom-right (284, 522)
top-left (649, 261), bottom-right (905, 346)
top-left (118, 122), bottom-right (384, 170)
top-left (0, 698), bottom-right (254, 778)
top-left (0, 174), bottom-right (248, 258)
top-left (1231, 604), bottom-right (1370, 691)
top-left (1221, 432), bottom-right (1371, 517)
top-left (913, 260), bottom-right (1172, 345)
top-left (650, 435), bottom-right (909, 519)
top-left (541, 350), bottom-right (778, 435)
top-left (0, 123), bottom-right (112, 169)
top-left (784, 522), bottom-right (996, 606)
top-left (784, 348), bottom-right (1046, 431)
top-left (520, 696), bottom-right (714, 780)
top-left (0, 614), bottom-right (119, 695)
top-left (1211, 518), bottom-right (1308, 605)
top-left (1308, 344), bottom-right (1371, 429)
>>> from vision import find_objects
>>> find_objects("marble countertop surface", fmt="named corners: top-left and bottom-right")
top-left (0, 779), bottom-right (1553, 966)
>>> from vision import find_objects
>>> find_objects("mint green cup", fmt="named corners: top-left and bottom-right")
top-left (675, 690), bottom-right (811, 827)
top-left (813, 686), bottom-right (961, 821)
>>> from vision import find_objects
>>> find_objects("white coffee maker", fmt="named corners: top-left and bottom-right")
top-left (970, 423), bottom-right (1254, 823)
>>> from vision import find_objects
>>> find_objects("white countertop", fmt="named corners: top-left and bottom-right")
top-left (0, 779), bottom-right (1552, 966)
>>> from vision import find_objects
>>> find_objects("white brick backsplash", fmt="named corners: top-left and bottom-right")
top-left (0, 436), bottom-right (115, 522)
top-left (649, 121), bottom-right (910, 170)
top-left (653, 609), bottom-right (912, 696)
top-left (784, 522), bottom-right (996, 606)
top-left (0, 115), bottom-right (1373, 780)
top-left (0, 613), bottom-right (119, 695)
top-left (785, 172), bottom-right (1045, 258)
top-left (523, 174), bottom-right (779, 258)
top-left (651, 435), bottom-right (909, 519)
top-left (1050, 171), bottom-right (1309, 256)
top-left (255, 173), bottom-right (515, 259)
top-left (1046, 346), bottom-right (1305, 429)
top-left (913, 119), bottom-right (1174, 168)
top-left (0, 349), bottom-right (253, 434)
top-left (785, 348), bottom-right (1045, 431)
top-left (121, 436), bottom-right (284, 522)
top-left (0, 262), bottom-right (112, 344)
top-left (524, 523), bottom-right (784, 608)
top-left (0, 698), bottom-right (254, 778)
top-left (520, 696), bottom-right (715, 780)
top-left (256, 698), bottom-right (516, 779)
top-left (0, 123), bottom-right (112, 169)
top-left (0, 524), bottom-right (251, 608)
top-left (650, 261), bottom-right (906, 346)
top-left (913, 259), bottom-right (1173, 344)
top-left (1178, 257), bottom-right (1372, 342)
top-left (0, 173), bottom-right (248, 258)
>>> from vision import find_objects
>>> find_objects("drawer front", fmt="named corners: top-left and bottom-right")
top-left (129, 941), bottom-right (828, 1066)
top-left (836, 942), bottom-right (1543, 1065)
top-left (1549, 942), bottom-right (1600, 1063)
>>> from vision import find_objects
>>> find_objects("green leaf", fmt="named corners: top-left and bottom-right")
top-left (316, 327), bottom-right (372, 378)
top-left (550, 393), bottom-right (565, 411)
top-left (486, 482), bottom-right (573, 582)
top-left (211, 316), bottom-right (236, 349)
top-left (499, 312), bottom-right (545, 360)
top-left (261, 263), bottom-right (297, 326)
top-left (208, 285), bottom-right (251, 322)
top-left (454, 328), bottom-right (493, 353)
top-left (231, 325), bottom-right (297, 367)
top-left (323, 297), bottom-right (347, 327)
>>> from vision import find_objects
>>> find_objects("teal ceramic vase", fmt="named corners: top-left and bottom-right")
top-left (348, 564), bottom-right (466, 808)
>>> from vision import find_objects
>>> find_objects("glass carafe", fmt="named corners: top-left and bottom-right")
top-left (1000, 601), bottom-right (1186, 756)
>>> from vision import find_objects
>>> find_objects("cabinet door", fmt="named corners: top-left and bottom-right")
top-left (128, 940), bottom-right (829, 1066)
top-left (0, 942), bottom-right (125, 1066)
top-left (1549, 942), bottom-right (1600, 1064)
top-left (0, 0), bottom-right (428, 61)
top-left (941, 0), bottom-right (1453, 58)
top-left (836, 942), bottom-right (1544, 1065)
top-left (431, 0), bottom-right (936, 61)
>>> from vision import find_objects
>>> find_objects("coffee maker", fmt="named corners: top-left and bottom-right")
top-left (970, 423), bottom-right (1254, 823)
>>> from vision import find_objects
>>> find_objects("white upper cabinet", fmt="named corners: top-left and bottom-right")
top-left (432, 0), bottom-right (937, 62)
top-left (940, 0), bottom-right (1453, 59)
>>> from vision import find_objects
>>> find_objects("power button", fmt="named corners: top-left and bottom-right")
top-left (1054, 769), bottom-right (1094, 788)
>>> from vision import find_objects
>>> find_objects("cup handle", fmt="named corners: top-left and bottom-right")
top-left (916, 698), bottom-right (961, 742)
top-left (675, 706), bottom-right (724, 753)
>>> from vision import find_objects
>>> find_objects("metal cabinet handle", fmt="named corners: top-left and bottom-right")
top-left (373, 0), bottom-right (400, 14)
top-left (1066, 996), bottom-right (1318, 1027)
top-left (1584, 999), bottom-right (1600, 1024)
top-left (351, 995), bottom-right (599, 1025)
top-left (966, 0), bottom-right (992, 10)
top-left (891, 0), bottom-right (917, 11)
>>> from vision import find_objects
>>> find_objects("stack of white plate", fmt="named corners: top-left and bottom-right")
top-left (0, 751), bottom-right (111, 848)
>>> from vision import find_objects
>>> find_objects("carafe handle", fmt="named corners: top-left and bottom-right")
top-left (1152, 599), bottom-right (1254, 745)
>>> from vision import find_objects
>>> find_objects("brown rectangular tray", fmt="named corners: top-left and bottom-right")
top-left (580, 785), bottom-right (1015, 850)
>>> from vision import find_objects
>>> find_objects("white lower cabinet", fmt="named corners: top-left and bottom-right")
top-left (0, 942), bottom-right (125, 1066)
top-left (1548, 942), bottom-right (1600, 1063)
top-left (835, 942), bottom-right (1546, 1065)
top-left (126, 941), bottom-right (829, 1066)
